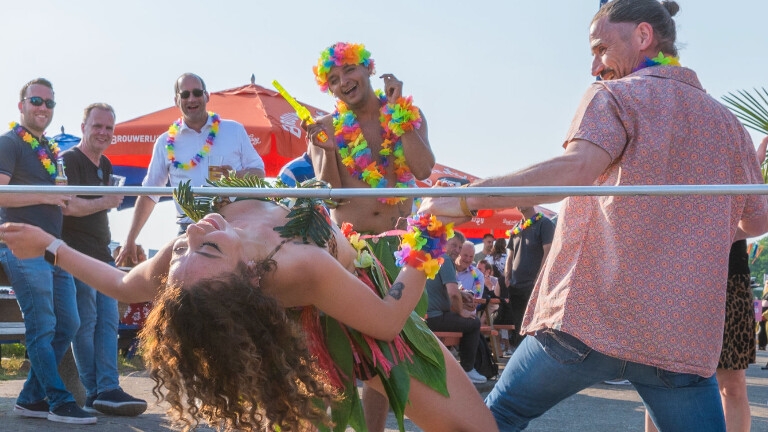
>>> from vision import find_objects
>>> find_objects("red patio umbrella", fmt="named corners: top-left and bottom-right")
top-left (418, 163), bottom-right (556, 240)
top-left (105, 76), bottom-right (328, 185)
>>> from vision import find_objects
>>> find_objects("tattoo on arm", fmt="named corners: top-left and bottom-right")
top-left (388, 282), bottom-right (405, 300)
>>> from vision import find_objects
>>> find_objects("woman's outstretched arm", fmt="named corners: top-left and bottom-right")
top-left (0, 222), bottom-right (168, 303)
top-left (271, 246), bottom-right (427, 341)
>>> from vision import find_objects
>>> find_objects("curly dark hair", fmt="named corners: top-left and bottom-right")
top-left (140, 261), bottom-right (338, 431)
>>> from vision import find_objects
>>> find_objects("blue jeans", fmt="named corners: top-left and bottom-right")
top-left (485, 329), bottom-right (725, 431)
top-left (72, 263), bottom-right (120, 398)
top-left (0, 244), bottom-right (79, 410)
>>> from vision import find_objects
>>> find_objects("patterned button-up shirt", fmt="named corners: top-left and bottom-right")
top-left (522, 66), bottom-right (768, 376)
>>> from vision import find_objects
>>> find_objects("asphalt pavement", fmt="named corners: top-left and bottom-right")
top-left (2, 351), bottom-right (768, 431)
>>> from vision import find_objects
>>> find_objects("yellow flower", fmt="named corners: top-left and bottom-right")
top-left (349, 135), bottom-right (367, 154)
top-left (427, 215), bottom-right (441, 231)
top-left (420, 257), bottom-right (441, 279)
top-left (341, 155), bottom-right (356, 167)
top-left (402, 230), bottom-right (427, 249)
top-left (348, 233), bottom-right (365, 251)
top-left (364, 163), bottom-right (383, 181)
top-left (401, 230), bottom-right (418, 248)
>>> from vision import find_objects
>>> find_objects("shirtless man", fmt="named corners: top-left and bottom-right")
top-left (306, 42), bottom-right (435, 234)
top-left (305, 42), bottom-right (436, 431)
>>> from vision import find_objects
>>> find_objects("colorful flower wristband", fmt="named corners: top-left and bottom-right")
top-left (380, 96), bottom-right (422, 137)
top-left (394, 214), bottom-right (454, 279)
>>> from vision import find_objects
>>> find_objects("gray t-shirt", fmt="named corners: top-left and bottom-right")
top-left (0, 129), bottom-right (62, 236)
top-left (425, 254), bottom-right (458, 318)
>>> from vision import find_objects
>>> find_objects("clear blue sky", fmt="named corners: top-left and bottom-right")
top-left (2, 0), bottom-right (766, 249)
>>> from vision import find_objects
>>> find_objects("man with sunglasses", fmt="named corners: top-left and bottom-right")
top-left (116, 73), bottom-right (265, 266)
top-left (0, 78), bottom-right (95, 424)
top-left (59, 103), bottom-right (147, 418)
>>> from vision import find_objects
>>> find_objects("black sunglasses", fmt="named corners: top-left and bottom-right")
top-left (178, 89), bottom-right (205, 99)
top-left (23, 96), bottom-right (56, 109)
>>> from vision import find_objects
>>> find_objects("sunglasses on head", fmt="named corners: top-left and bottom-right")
top-left (23, 97), bottom-right (56, 109)
top-left (178, 89), bottom-right (205, 99)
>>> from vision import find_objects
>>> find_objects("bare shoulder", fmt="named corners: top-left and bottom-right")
top-left (261, 240), bottom-right (347, 307)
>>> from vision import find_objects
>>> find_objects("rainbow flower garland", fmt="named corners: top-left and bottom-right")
top-left (633, 51), bottom-right (680, 73)
top-left (394, 213), bottom-right (454, 279)
top-left (466, 266), bottom-right (482, 296)
top-left (333, 91), bottom-right (421, 205)
top-left (509, 212), bottom-right (544, 236)
top-left (380, 95), bottom-right (422, 137)
top-left (9, 122), bottom-right (59, 179)
top-left (166, 112), bottom-right (220, 170)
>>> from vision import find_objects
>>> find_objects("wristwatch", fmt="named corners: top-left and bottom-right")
top-left (44, 239), bottom-right (65, 266)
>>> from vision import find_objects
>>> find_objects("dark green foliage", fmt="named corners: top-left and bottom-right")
top-left (173, 177), bottom-right (336, 247)
top-left (272, 201), bottom-right (334, 247)
top-left (722, 88), bottom-right (768, 135)
top-left (722, 88), bottom-right (768, 182)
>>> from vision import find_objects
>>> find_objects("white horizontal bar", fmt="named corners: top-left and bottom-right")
top-left (1, 184), bottom-right (768, 198)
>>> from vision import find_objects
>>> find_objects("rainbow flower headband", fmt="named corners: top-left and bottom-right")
top-left (313, 42), bottom-right (374, 93)
top-left (394, 214), bottom-right (454, 279)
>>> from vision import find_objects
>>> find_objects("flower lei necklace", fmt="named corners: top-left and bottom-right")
top-left (633, 51), bottom-right (680, 73)
top-left (510, 212), bottom-right (544, 236)
top-left (332, 90), bottom-right (421, 205)
top-left (466, 265), bottom-right (482, 297)
top-left (166, 112), bottom-right (220, 170)
top-left (9, 122), bottom-right (59, 179)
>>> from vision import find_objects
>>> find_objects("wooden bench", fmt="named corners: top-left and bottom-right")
top-left (0, 322), bottom-right (26, 337)
top-left (434, 323), bottom-right (516, 361)
top-left (432, 331), bottom-right (463, 348)
top-left (477, 300), bottom-right (516, 359)
top-left (0, 292), bottom-right (24, 344)
top-left (480, 326), bottom-right (501, 360)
